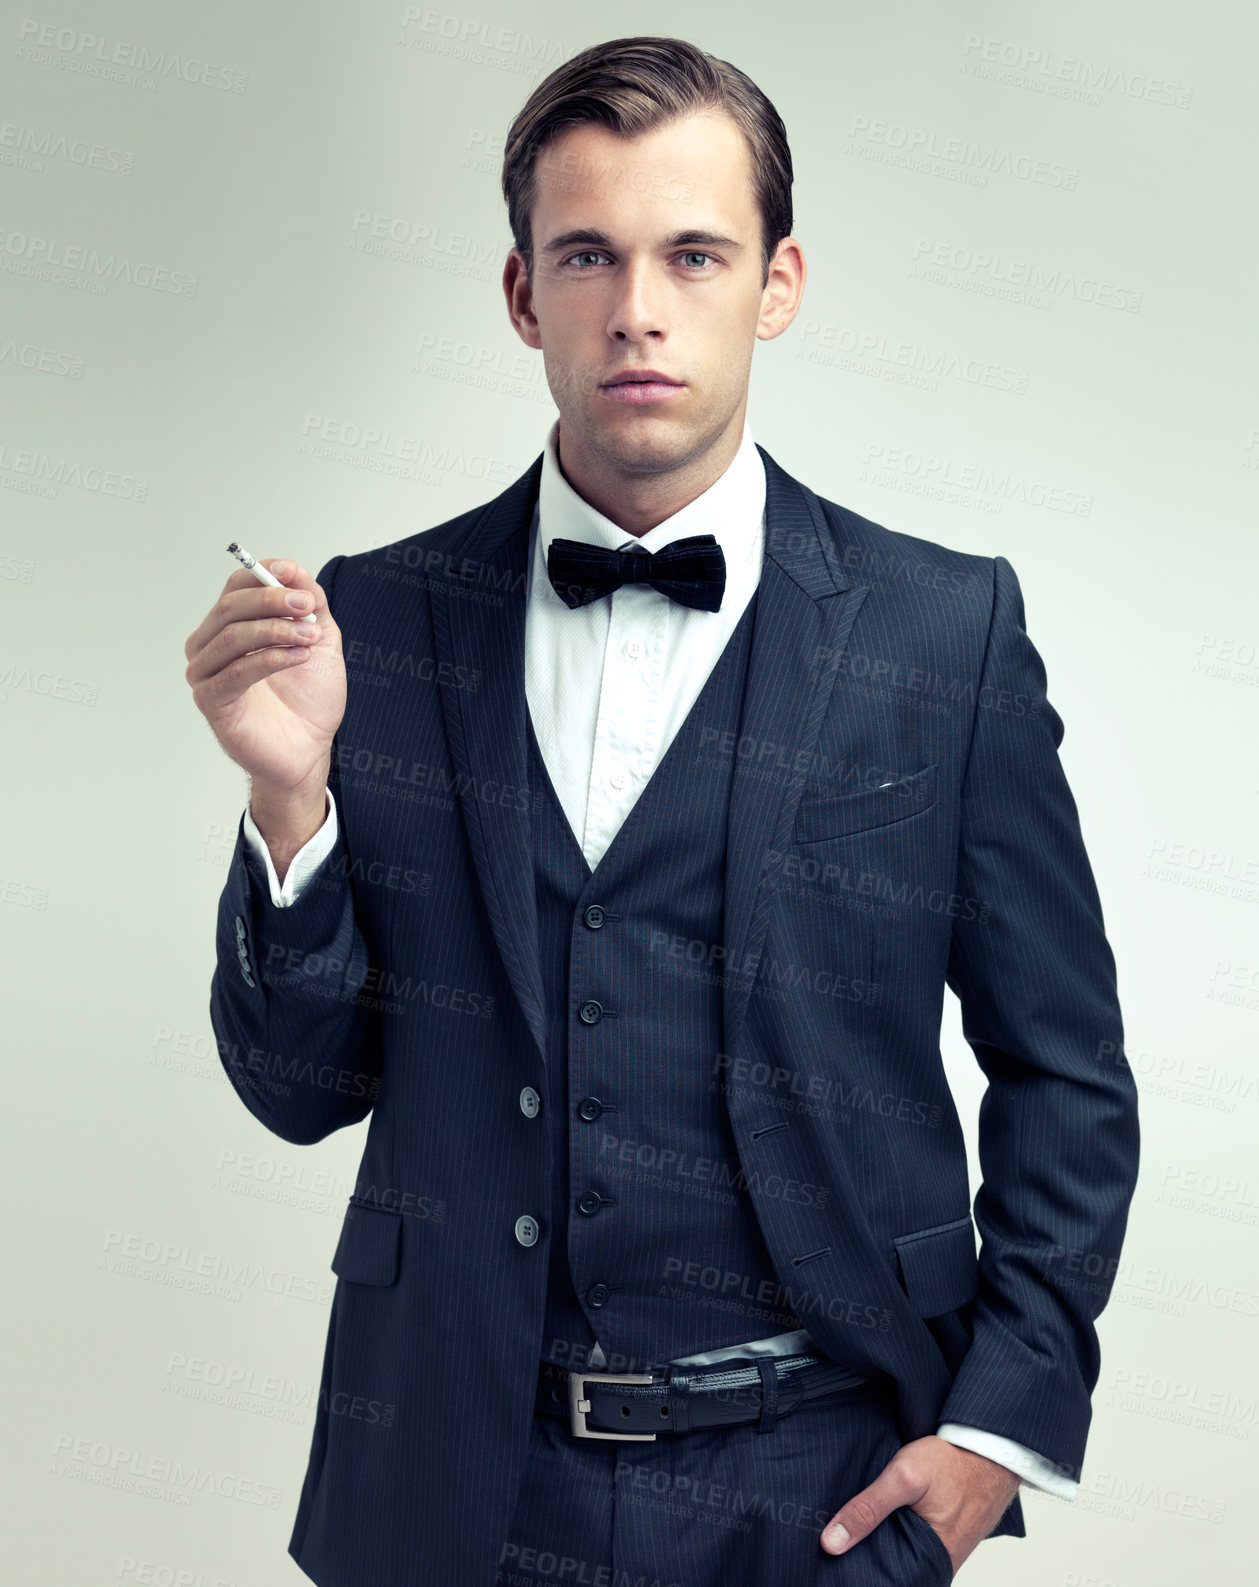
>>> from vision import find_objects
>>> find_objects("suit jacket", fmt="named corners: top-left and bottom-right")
top-left (210, 442), bottom-right (1140, 1587)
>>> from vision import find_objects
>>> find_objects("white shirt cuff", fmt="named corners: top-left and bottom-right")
top-left (935, 1422), bottom-right (1079, 1499)
top-left (241, 787), bottom-right (338, 907)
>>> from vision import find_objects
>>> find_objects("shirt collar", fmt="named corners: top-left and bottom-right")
top-left (534, 414), bottom-right (765, 582)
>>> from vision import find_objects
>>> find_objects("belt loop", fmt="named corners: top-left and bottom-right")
top-left (664, 1364), bottom-right (691, 1436)
top-left (755, 1358), bottom-right (779, 1435)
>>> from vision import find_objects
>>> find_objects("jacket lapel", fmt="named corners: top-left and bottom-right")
top-left (429, 457), bottom-right (549, 1069)
top-left (721, 446), bottom-right (869, 1063)
top-left (428, 443), bottom-right (870, 1076)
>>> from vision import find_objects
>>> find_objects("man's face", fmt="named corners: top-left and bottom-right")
top-left (504, 109), bottom-right (800, 483)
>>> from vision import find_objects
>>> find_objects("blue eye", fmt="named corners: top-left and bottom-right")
top-left (558, 251), bottom-right (718, 271)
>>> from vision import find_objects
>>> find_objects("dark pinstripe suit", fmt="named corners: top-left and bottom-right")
top-left (210, 443), bottom-right (1139, 1586)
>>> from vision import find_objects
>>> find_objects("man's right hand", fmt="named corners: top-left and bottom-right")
top-left (184, 557), bottom-right (345, 833)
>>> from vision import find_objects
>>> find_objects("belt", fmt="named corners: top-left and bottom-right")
top-left (536, 1352), bottom-right (874, 1441)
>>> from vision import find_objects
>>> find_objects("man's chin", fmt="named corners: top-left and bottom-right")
top-left (569, 411), bottom-right (696, 475)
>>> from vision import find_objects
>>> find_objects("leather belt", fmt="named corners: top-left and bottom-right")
top-left (535, 1352), bottom-right (875, 1440)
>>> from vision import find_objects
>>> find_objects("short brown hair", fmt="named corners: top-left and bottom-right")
top-left (501, 35), bottom-right (793, 288)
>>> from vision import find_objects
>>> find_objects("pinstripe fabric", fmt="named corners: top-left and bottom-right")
top-left (209, 443), bottom-right (1139, 1587)
top-left (498, 1376), bottom-right (954, 1587)
top-left (530, 588), bottom-right (807, 1370)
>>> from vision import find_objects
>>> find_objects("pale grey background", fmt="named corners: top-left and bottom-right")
top-left (3, 1), bottom-right (1256, 1582)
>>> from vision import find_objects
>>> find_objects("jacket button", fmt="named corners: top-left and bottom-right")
top-left (578, 999), bottom-right (604, 1024)
top-left (587, 1283), bottom-right (610, 1307)
top-left (583, 904), bottom-right (606, 929)
top-left (234, 916), bottom-right (256, 987)
top-left (519, 1086), bottom-right (541, 1118)
top-left (577, 1096), bottom-right (603, 1121)
top-left (577, 1190), bottom-right (604, 1215)
top-left (514, 1215), bottom-right (539, 1247)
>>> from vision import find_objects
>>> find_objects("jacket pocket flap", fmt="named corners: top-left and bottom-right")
top-left (331, 1200), bottom-right (402, 1285)
top-left (893, 1215), bottom-right (978, 1317)
top-left (794, 762), bottom-right (938, 843)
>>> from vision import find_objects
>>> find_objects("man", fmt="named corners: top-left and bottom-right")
top-left (188, 35), bottom-right (1139, 1587)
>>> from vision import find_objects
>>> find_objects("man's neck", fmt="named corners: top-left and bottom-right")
top-left (554, 416), bottom-right (745, 538)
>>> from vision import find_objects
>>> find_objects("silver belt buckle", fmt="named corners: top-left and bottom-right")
top-left (568, 1370), bottom-right (657, 1440)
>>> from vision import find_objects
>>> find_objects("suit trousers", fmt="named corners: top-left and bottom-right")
top-left (495, 1374), bottom-right (956, 1587)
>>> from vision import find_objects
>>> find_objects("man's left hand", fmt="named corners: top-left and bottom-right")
top-left (819, 1435), bottom-right (1021, 1578)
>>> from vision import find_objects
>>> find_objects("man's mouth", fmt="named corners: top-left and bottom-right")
top-left (603, 372), bottom-right (683, 387)
top-left (600, 372), bottom-right (686, 403)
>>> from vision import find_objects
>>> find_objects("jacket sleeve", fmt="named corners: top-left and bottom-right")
top-left (208, 552), bottom-right (384, 1145)
top-left (936, 554), bottom-right (1140, 1482)
top-left (242, 786), bottom-right (338, 907)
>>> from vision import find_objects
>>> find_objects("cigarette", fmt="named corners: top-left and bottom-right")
top-left (226, 542), bottom-right (318, 623)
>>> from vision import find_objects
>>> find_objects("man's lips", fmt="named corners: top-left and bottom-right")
top-left (602, 377), bottom-right (684, 386)
top-left (599, 372), bottom-right (686, 404)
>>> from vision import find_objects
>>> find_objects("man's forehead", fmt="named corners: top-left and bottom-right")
top-left (538, 106), bottom-right (740, 156)
top-left (530, 113), bottom-right (755, 234)
top-left (535, 110), bottom-right (747, 180)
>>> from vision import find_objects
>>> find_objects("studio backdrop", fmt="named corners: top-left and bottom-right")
top-left (2, 2), bottom-right (1255, 1584)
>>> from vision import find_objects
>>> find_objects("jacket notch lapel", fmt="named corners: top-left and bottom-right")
top-left (429, 460), bottom-right (549, 1070)
top-left (721, 447), bottom-right (870, 1060)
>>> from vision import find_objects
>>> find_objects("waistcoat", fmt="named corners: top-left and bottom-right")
top-left (528, 589), bottom-right (805, 1375)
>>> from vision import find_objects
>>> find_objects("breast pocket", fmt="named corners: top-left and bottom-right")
top-left (793, 762), bottom-right (938, 844)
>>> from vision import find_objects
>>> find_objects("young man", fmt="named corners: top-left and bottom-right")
top-left (188, 35), bottom-right (1139, 1587)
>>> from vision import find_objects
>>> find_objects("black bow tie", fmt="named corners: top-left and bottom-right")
top-left (546, 534), bottom-right (726, 613)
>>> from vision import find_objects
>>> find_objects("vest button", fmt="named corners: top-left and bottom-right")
top-left (577, 1096), bottom-right (603, 1121)
top-left (577, 1190), bottom-right (604, 1215)
top-left (514, 1214), bottom-right (539, 1247)
top-left (518, 1086), bottom-right (541, 1118)
top-left (583, 904), bottom-right (606, 929)
top-left (578, 999), bottom-right (604, 1024)
top-left (587, 1283), bottom-right (610, 1307)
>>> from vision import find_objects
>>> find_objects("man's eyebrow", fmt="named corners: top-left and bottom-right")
top-left (540, 227), bottom-right (744, 255)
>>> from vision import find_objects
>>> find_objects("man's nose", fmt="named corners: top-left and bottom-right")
top-left (606, 259), bottom-right (667, 341)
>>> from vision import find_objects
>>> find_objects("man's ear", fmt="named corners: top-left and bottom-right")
top-left (503, 246), bottom-right (541, 348)
top-left (756, 235), bottom-right (806, 342)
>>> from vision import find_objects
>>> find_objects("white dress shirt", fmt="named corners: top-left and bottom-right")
top-left (240, 414), bottom-right (1077, 1499)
